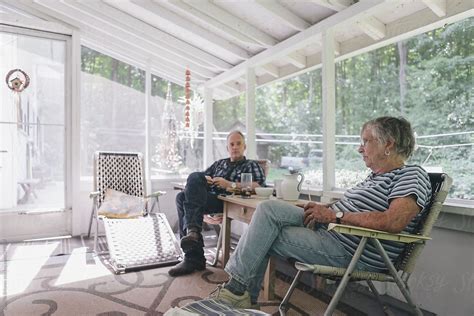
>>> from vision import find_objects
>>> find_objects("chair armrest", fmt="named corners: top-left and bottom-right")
top-left (327, 223), bottom-right (431, 243)
top-left (146, 191), bottom-right (166, 198)
top-left (89, 191), bottom-right (100, 199)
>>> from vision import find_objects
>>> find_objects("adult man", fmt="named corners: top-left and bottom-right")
top-left (169, 130), bottom-right (266, 277)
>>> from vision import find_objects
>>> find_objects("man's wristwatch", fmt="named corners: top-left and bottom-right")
top-left (231, 182), bottom-right (237, 189)
top-left (335, 211), bottom-right (344, 224)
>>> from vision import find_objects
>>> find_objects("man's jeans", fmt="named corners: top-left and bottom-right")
top-left (176, 172), bottom-right (223, 260)
top-left (224, 200), bottom-right (376, 302)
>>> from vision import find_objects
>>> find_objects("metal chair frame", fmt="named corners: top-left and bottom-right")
top-left (87, 151), bottom-right (164, 253)
top-left (279, 173), bottom-right (452, 316)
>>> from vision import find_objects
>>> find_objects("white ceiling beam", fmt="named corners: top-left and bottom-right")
top-left (37, 0), bottom-right (217, 79)
top-left (340, 0), bottom-right (473, 62)
top-left (79, 1), bottom-right (232, 72)
top-left (164, 0), bottom-right (263, 49)
top-left (82, 30), bottom-right (207, 85)
top-left (0, 0), bottom-right (75, 29)
top-left (204, 0), bottom-right (386, 88)
top-left (357, 16), bottom-right (386, 40)
top-left (0, 12), bottom-right (72, 34)
top-left (307, 0), bottom-right (353, 12)
top-left (283, 52), bottom-right (307, 69)
top-left (83, 35), bottom-right (189, 87)
top-left (422, 0), bottom-right (447, 17)
top-left (0, 3), bottom-right (36, 18)
top-left (207, 0), bottom-right (472, 94)
top-left (261, 64), bottom-right (279, 78)
top-left (183, 0), bottom-right (278, 48)
top-left (255, 0), bottom-right (310, 31)
top-left (217, 82), bottom-right (241, 95)
top-left (130, 0), bottom-right (251, 60)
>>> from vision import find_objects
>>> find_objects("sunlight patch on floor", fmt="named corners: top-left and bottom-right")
top-left (1, 243), bottom-right (58, 296)
top-left (54, 248), bottom-right (110, 286)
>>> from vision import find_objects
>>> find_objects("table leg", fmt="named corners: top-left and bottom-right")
top-left (263, 258), bottom-right (276, 300)
top-left (222, 203), bottom-right (231, 266)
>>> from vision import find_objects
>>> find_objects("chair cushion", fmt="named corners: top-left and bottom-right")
top-left (98, 188), bottom-right (146, 218)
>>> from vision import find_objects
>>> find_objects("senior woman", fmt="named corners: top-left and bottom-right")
top-left (211, 116), bottom-right (432, 308)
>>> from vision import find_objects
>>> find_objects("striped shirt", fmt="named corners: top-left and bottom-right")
top-left (329, 165), bottom-right (432, 270)
top-left (205, 157), bottom-right (266, 195)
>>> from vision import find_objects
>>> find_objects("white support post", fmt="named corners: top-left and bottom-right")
top-left (204, 87), bottom-right (214, 169)
top-left (145, 61), bottom-right (151, 193)
top-left (246, 67), bottom-right (257, 159)
top-left (70, 30), bottom-right (82, 236)
top-left (321, 28), bottom-right (336, 202)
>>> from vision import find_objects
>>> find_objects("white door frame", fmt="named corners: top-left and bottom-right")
top-left (0, 23), bottom-right (73, 241)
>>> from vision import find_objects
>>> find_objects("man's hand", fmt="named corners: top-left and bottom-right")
top-left (303, 202), bottom-right (335, 227)
top-left (205, 176), bottom-right (213, 185)
top-left (211, 177), bottom-right (231, 189)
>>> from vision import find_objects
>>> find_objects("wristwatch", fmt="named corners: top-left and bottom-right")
top-left (335, 211), bottom-right (344, 224)
top-left (231, 182), bottom-right (237, 189)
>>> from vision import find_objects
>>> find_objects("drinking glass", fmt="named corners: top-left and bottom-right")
top-left (240, 173), bottom-right (252, 199)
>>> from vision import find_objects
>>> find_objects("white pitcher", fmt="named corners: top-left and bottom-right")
top-left (281, 172), bottom-right (304, 201)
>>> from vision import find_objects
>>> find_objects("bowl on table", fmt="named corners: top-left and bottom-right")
top-left (254, 187), bottom-right (274, 198)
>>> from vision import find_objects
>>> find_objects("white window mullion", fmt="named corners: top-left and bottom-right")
top-left (71, 30), bottom-right (82, 236)
top-left (145, 62), bottom-right (151, 193)
top-left (204, 87), bottom-right (213, 169)
top-left (246, 67), bottom-right (256, 159)
top-left (322, 28), bottom-right (336, 202)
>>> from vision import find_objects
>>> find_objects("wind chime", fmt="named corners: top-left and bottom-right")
top-left (184, 69), bottom-right (191, 129)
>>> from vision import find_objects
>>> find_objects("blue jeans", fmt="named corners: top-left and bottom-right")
top-left (224, 200), bottom-right (375, 302)
top-left (176, 172), bottom-right (224, 237)
top-left (176, 172), bottom-right (223, 260)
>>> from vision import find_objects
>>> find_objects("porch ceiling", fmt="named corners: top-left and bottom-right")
top-left (0, 0), bottom-right (472, 99)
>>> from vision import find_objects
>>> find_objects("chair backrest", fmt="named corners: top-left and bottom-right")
top-left (396, 173), bottom-right (452, 274)
top-left (256, 159), bottom-right (271, 177)
top-left (94, 151), bottom-right (146, 207)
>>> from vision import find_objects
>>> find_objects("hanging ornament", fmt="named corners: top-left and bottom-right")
top-left (5, 69), bottom-right (30, 128)
top-left (184, 68), bottom-right (191, 128)
top-left (5, 68), bottom-right (30, 93)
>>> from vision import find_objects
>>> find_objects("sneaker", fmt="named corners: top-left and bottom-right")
top-left (209, 284), bottom-right (251, 309)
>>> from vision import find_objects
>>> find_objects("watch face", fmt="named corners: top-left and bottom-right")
top-left (231, 182), bottom-right (236, 188)
top-left (336, 211), bottom-right (344, 219)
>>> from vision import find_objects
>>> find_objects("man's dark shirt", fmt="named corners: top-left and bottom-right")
top-left (204, 157), bottom-right (266, 195)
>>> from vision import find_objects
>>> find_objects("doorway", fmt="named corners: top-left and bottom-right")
top-left (0, 25), bottom-right (71, 241)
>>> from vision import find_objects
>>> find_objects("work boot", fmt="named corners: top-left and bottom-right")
top-left (168, 258), bottom-right (206, 277)
top-left (180, 230), bottom-right (203, 252)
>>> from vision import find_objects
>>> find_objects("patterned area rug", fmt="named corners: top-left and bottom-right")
top-left (0, 236), bottom-right (344, 315)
